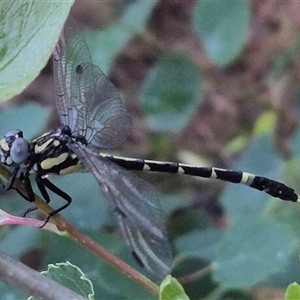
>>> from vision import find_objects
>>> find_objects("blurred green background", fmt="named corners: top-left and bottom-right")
top-left (1, 1), bottom-right (300, 299)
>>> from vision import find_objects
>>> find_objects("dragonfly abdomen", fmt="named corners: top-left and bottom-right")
top-left (101, 153), bottom-right (299, 202)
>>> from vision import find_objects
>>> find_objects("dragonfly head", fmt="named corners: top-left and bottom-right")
top-left (0, 130), bottom-right (29, 166)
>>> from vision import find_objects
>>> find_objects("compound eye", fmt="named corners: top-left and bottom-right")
top-left (4, 130), bottom-right (23, 149)
top-left (5, 130), bottom-right (23, 140)
top-left (10, 137), bottom-right (29, 164)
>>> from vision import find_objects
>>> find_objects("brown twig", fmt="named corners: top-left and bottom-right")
top-left (0, 252), bottom-right (86, 300)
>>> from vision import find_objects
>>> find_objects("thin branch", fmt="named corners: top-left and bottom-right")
top-left (0, 251), bottom-right (86, 300)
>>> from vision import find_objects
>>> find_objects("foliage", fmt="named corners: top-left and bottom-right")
top-left (192, 1), bottom-right (250, 66)
top-left (140, 52), bottom-right (202, 133)
top-left (285, 282), bottom-right (300, 300)
top-left (39, 262), bottom-right (95, 300)
top-left (0, 1), bottom-right (73, 101)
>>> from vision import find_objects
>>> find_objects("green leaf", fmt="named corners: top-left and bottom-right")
top-left (214, 135), bottom-right (293, 287)
top-left (0, 281), bottom-right (27, 299)
top-left (224, 134), bottom-right (249, 155)
top-left (0, 1), bottom-right (73, 101)
top-left (160, 191), bottom-right (194, 215)
top-left (43, 231), bottom-right (153, 299)
top-left (140, 52), bottom-right (202, 133)
top-left (169, 208), bottom-right (211, 239)
top-left (285, 282), bottom-right (300, 300)
top-left (192, 1), bottom-right (250, 66)
top-left (85, 0), bottom-right (158, 74)
top-left (95, 239), bottom-right (156, 299)
top-left (253, 111), bottom-right (276, 136)
top-left (171, 257), bottom-right (217, 299)
top-left (266, 254), bottom-right (300, 288)
top-left (41, 261), bottom-right (94, 300)
top-left (159, 275), bottom-right (190, 300)
top-left (220, 135), bottom-right (284, 221)
top-left (214, 217), bottom-right (293, 287)
top-left (0, 102), bottom-right (50, 139)
top-left (175, 229), bottom-right (223, 261)
top-left (0, 227), bottom-right (39, 258)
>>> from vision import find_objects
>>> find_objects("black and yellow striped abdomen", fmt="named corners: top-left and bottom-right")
top-left (101, 154), bottom-right (298, 202)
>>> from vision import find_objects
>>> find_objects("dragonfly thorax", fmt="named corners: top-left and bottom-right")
top-left (0, 130), bottom-right (30, 166)
top-left (31, 126), bottom-right (85, 176)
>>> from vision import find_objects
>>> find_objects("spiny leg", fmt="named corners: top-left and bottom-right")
top-left (5, 170), bottom-right (41, 219)
top-left (36, 176), bottom-right (72, 226)
top-left (22, 176), bottom-right (72, 227)
top-left (22, 175), bottom-right (51, 218)
top-left (21, 173), bottom-right (41, 217)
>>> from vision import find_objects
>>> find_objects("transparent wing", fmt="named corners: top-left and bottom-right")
top-left (53, 17), bottom-right (131, 149)
top-left (71, 144), bottom-right (172, 279)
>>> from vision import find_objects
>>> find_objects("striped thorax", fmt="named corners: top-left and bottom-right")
top-left (0, 126), bottom-right (86, 178)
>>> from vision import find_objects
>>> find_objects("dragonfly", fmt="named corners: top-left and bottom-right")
top-left (0, 17), bottom-right (299, 280)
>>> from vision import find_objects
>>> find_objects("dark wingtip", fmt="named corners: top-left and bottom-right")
top-left (132, 251), bottom-right (144, 268)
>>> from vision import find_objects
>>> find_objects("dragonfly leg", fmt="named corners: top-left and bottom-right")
top-left (22, 175), bottom-right (72, 227)
top-left (22, 173), bottom-right (39, 217)
top-left (36, 175), bottom-right (51, 203)
top-left (36, 176), bottom-right (72, 227)
top-left (4, 166), bottom-right (20, 191)
top-left (22, 174), bottom-right (50, 217)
